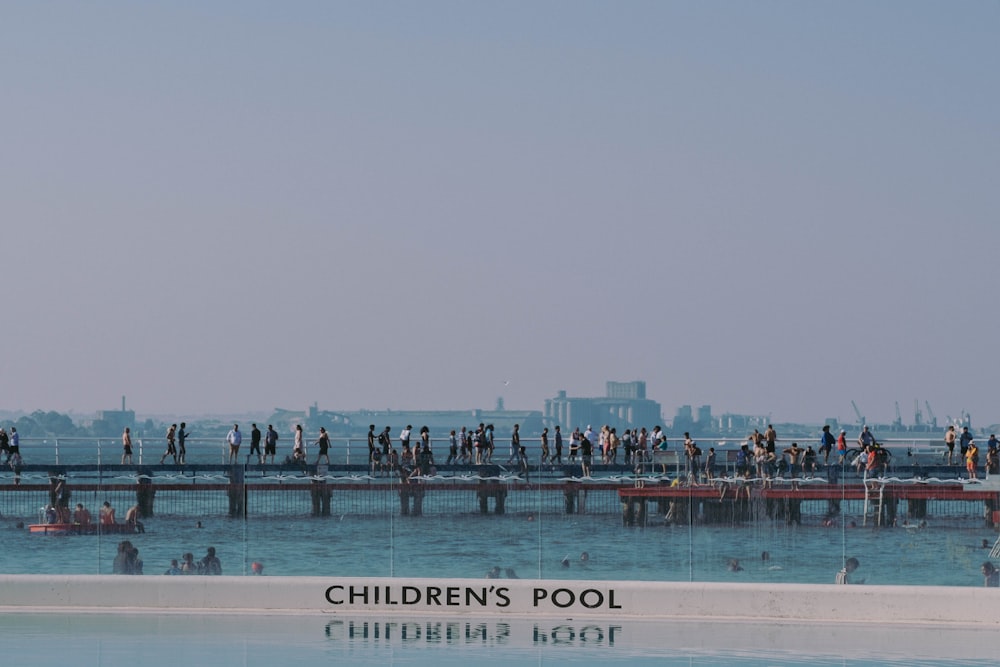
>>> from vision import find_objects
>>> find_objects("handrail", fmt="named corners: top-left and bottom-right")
top-left (2, 435), bottom-right (951, 468)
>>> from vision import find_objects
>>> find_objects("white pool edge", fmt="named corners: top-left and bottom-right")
top-left (1, 575), bottom-right (998, 627)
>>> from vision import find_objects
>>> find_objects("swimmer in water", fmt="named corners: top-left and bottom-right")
top-left (727, 558), bottom-right (744, 572)
top-left (504, 567), bottom-right (519, 579)
top-left (982, 562), bottom-right (999, 587)
top-left (761, 551), bottom-right (770, 561)
top-left (560, 556), bottom-right (570, 568)
top-left (580, 551), bottom-right (590, 562)
top-left (486, 566), bottom-right (501, 579)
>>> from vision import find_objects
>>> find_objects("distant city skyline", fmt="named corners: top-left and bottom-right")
top-left (3, 3), bottom-right (998, 428)
top-left (0, 391), bottom-right (990, 432)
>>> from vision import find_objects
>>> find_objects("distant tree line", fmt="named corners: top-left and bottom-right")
top-left (2, 410), bottom-right (172, 439)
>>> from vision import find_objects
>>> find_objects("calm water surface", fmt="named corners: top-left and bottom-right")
top-left (1, 509), bottom-right (993, 586)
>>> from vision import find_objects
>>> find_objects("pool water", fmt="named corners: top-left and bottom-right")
top-left (0, 612), bottom-right (995, 666)
top-left (1, 510), bottom-right (994, 587)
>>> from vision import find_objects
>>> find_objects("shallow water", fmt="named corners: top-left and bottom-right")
top-left (2, 507), bottom-right (994, 586)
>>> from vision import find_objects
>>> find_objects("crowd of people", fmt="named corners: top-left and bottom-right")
top-left (360, 422), bottom-right (673, 480)
top-left (114, 545), bottom-right (222, 576)
top-left (103, 420), bottom-right (1000, 487)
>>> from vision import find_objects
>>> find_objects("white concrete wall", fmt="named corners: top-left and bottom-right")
top-left (1, 575), bottom-right (999, 626)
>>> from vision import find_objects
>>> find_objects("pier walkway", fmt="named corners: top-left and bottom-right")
top-left (2, 461), bottom-right (998, 527)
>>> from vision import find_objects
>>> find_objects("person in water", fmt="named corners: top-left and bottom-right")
top-left (836, 557), bottom-right (864, 584)
top-left (981, 561), bottom-right (999, 587)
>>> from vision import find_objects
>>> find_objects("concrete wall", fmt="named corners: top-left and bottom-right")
top-left (2, 575), bottom-right (999, 625)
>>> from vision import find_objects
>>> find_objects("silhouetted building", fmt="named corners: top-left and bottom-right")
top-left (91, 396), bottom-right (136, 436)
top-left (544, 382), bottom-right (662, 431)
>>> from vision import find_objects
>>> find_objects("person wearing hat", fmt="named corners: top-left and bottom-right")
top-left (966, 439), bottom-right (980, 480)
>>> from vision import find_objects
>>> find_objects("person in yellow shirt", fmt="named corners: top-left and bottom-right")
top-left (966, 440), bottom-right (979, 480)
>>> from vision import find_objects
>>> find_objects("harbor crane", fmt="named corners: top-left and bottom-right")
top-left (850, 400), bottom-right (865, 427)
top-left (893, 402), bottom-right (903, 429)
top-left (925, 401), bottom-right (938, 429)
top-left (914, 399), bottom-right (923, 427)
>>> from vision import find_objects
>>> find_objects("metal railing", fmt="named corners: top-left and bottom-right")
top-left (0, 436), bottom-right (953, 468)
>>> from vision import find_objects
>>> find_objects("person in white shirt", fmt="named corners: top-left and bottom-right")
top-left (293, 424), bottom-right (305, 461)
top-left (226, 424), bottom-right (242, 463)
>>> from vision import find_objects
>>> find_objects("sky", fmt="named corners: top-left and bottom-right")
top-left (2, 2), bottom-right (998, 426)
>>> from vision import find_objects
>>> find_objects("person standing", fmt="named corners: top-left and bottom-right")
top-left (226, 424), bottom-right (242, 463)
top-left (249, 423), bottom-right (262, 464)
top-left (446, 430), bottom-right (459, 465)
top-left (367, 425), bottom-right (377, 464)
top-left (473, 425), bottom-right (485, 464)
top-left (177, 422), bottom-right (189, 464)
top-left (704, 447), bottom-right (717, 481)
top-left (987, 434), bottom-right (1000, 475)
top-left (819, 425), bottom-right (835, 465)
top-left (539, 427), bottom-right (550, 465)
top-left (836, 429), bottom-right (848, 464)
top-left (399, 424), bottom-right (412, 454)
top-left (160, 424), bottom-right (177, 464)
top-left (966, 440), bottom-right (979, 480)
top-left (0, 427), bottom-right (9, 463)
top-left (960, 427), bottom-right (974, 462)
top-left (121, 427), bottom-right (133, 465)
top-left (485, 424), bottom-right (495, 463)
top-left (264, 424), bottom-right (278, 464)
top-left (315, 427), bottom-right (331, 465)
top-left (857, 426), bottom-right (876, 449)
top-left (376, 426), bottom-right (390, 459)
top-left (944, 425), bottom-right (957, 466)
top-left (784, 442), bottom-right (803, 478)
top-left (9, 427), bottom-right (20, 461)
top-left (764, 424), bottom-right (777, 454)
top-left (458, 427), bottom-right (470, 463)
top-left (508, 424), bottom-right (521, 464)
top-left (553, 425), bottom-right (563, 464)
top-left (293, 424), bottom-right (305, 462)
top-left (636, 427), bottom-right (648, 465)
top-left (621, 428), bottom-right (633, 465)
top-left (579, 432), bottom-right (593, 477)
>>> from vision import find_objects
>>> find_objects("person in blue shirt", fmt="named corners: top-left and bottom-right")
top-left (819, 425), bottom-right (836, 465)
top-left (960, 427), bottom-right (974, 461)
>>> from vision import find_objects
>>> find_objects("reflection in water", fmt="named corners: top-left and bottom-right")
top-left (0, 612), bottom-right (997, 666)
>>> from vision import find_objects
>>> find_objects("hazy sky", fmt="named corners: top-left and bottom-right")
top-left (3, 2), bottom-right (998, 426)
